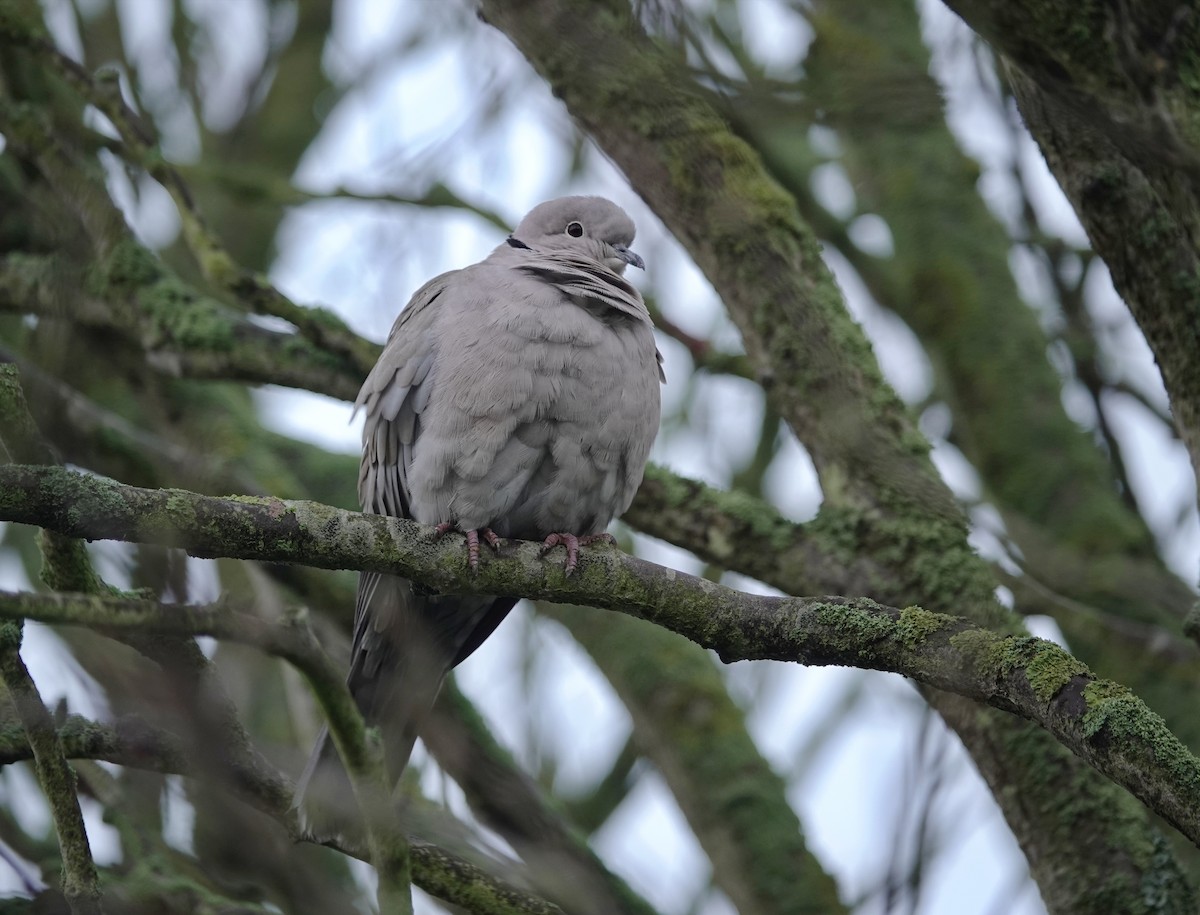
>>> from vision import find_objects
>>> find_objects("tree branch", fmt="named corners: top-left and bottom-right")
top-left (0, 13), bottom-right (379, 376)
top-left (178, 164), bottom-right (511, 232)
top-left (942, 0), bottom-right (1200, 485)
top-left (0, 247), bottom-right (364, 402)
top-left (472, 4), bottom-right (1193, 908)
top-left (0, 713), bottom-right (564, 915)
top-left (2, 466), bottom-right (1200, 852)
top-left (542, 602), bottom-right (847, 914)
top-left (0, 624), bottom-right (103, 914)
top-left (425, 681), bottom-right (660, 915)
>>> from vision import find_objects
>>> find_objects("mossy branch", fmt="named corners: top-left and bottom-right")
top-left (0, 93), bottom-right (369, 401)
top-left (0, 363), bottom-right (55, 465)
top-left (473, 4), bottom-right (1193, 907)
top-left (238, 598), bottom-right (412, 914)
top-left (0, 12), bottom-right (379, 375)
top-left (0, 249), bottom-right (365, 401)
top-left (942, 2), bottom-right (1200, 485)
top-left (1, 466), bottom-right (1200, 851)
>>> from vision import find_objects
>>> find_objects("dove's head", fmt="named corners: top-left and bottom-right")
top-left (510, 196), bottom-right (644, 274)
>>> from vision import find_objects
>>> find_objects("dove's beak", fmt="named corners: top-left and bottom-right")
top-left (613, 244), bottom-right (645, 271)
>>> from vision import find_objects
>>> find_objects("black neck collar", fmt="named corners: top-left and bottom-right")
top-left (506, 235), bottom-right (530, 250)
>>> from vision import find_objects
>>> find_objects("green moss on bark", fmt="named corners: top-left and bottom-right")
top-left (895, 606), bottom-right (950, 649)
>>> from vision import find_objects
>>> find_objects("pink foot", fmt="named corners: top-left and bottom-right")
top-left (539, 532), bottom-right (617, 576)
top-left (433, 523), bottom-right (502, 571)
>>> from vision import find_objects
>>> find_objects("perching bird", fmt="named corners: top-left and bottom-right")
top-left (297, 196), bottom-right (663, 829)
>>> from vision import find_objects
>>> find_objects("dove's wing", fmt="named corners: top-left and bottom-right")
top-left (355, 270), bottom-right (455, 519)
top-left (348, 268), bottom-right (517, 776)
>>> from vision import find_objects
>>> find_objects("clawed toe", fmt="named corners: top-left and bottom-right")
top-left (539, 531), bottom-right (615, 576)
top-left (540, 532), bottom-right (581, 575)
top-left (433, 523), bottom-right (502, 571)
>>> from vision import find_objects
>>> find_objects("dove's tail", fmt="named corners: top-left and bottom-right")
top-left (294, 726), bottom-right (354, 839)
top-left (294, 722), bottom-right (421, 840)
top-left (293, 726), bottom-right (341, 823)
top-left (293, 575), bottom-right (518, 839)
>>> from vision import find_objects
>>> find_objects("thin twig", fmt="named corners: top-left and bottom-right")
top-left (1000, 568), bottom-right (1199, 664)
top-left (0, 713), bottom-right (564, 915)
top-left (0, 623), bottom-right (103, 914)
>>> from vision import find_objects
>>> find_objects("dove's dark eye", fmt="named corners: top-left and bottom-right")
top-left (566, 221), bottom-right (584, 237)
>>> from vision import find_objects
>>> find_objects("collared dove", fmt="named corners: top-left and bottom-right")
top-left (297, 196), bottom-right (663, 828)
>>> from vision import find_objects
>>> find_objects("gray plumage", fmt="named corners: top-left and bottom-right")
top-left (297, 196), bottom-right (662, 828)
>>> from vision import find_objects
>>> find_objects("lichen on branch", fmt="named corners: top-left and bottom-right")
top-left (1, 464), bottom-right (1200, 852)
